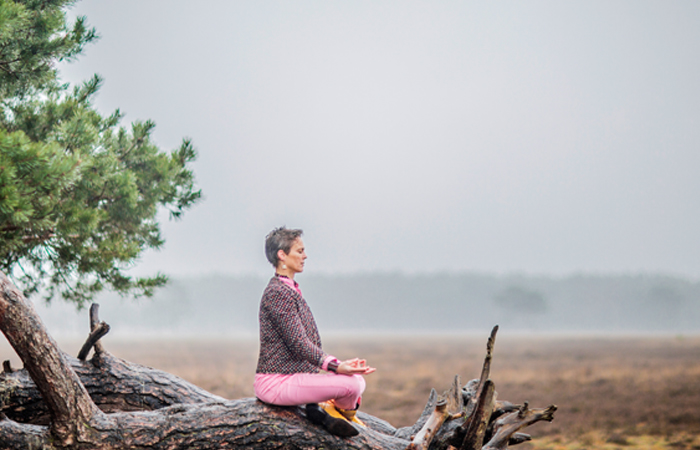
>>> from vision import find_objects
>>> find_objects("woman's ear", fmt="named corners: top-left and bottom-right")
top-left (277, 249), bottom-right (287, 264)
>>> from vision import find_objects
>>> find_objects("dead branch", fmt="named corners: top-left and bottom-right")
top-left (469, 325), bottom-right (498, 417)
top-left (77, 322), bottom-right (110, 361)
top-left (483, 402), bottom-right (557, 450)
top-left (461, 380), bottom-right (496, 450)
top-left (89, 303), bottom-right (106, 355)
top-left (407, 399), bottom-right (450, 450)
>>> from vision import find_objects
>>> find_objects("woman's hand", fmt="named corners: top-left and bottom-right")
top-left (336, 358), bottom-right (376, 375)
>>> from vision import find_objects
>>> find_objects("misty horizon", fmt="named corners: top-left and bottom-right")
top-left (30, 271), bottom-right (700, 339)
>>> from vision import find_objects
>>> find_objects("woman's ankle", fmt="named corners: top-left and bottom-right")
top-left (305, 403), bottom-right (359, 437)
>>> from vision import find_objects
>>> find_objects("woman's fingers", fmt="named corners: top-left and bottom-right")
top-left (337, 358), bottom-right (376, 375)
top-left (345, 358), bottom-right (368, 368)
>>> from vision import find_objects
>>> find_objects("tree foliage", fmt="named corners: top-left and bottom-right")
top-left (0, 0), bottom-right (201, 306)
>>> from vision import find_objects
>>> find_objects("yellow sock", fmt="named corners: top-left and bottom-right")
top-left (320, 401), bottom-right (365, 426)
top-left (320, 402), bottom-right (347, 421)
top-left (335, 406), bottom-right (366, 427)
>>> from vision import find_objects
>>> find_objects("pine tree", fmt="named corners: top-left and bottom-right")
top-left (0, 0), bottom-right (201, 306)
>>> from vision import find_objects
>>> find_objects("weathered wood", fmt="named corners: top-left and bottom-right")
top-left (483, 402), bottom-right (557, 450)
top-left (1, 351), bottom-right (227, 424)
top-left (0, 398), bottom-right (411, 450)
top-left (395, 388), bottom-right (439, 441)
top-left (77, 321), bottom-right (110, 361)
top-left (469, 326), bottom-right (498, 417)
top-left (0, 417), bottom-right (51, 449)
top-left (0, 271), bottom-right (100, 446)
top-left (445, 375), bottom-right (464, 417)
top-left (407, 399), bottom-right (450, 450)
top-left (407, 375), bottom-right (465, 450)
top-left (507, 433), bottom-right (532, 446)
top-left (89, 303), bottom-right (105, 355)
top-left (461, 380), bottom-right (496, 450)
top-left (446, 326), bottom-right (498, 449)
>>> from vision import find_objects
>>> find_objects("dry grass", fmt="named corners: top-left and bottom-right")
top-left (526, 432), bottom-right (700, 450)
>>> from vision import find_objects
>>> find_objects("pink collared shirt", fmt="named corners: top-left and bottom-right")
top-left (276, 274), bottom-right (302, 296)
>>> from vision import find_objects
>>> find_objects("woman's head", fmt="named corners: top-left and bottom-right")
top-left (265, 227), bottom-right (304, 269)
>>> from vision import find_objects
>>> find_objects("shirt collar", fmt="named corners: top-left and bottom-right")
top-left (275, 273), bottom-right (301, 294)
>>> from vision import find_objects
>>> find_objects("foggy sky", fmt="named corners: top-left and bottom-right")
top-left (59, 1), bottom-right (700, 279)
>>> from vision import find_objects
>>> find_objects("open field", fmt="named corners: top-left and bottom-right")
top-left (5, 334), bottom-right (700, 449)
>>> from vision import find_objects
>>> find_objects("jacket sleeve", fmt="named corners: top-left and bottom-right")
top-left (262, 286), bottom-right (327, 367)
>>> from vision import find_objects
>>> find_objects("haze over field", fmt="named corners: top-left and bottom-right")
top-left (34, 273), bottom-right (700, 338)
top-left (58, 1), bottom-right (700, 280)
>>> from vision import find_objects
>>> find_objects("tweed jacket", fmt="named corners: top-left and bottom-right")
top-left (256, 276), bottom-right (328, 374)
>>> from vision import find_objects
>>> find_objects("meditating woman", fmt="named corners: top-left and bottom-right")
top-left (254, 227), bottom-right (376, 437)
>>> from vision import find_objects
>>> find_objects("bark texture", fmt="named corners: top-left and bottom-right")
top-left (0, 271), bottom-right (556, 449)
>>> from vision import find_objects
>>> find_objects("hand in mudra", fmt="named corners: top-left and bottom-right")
top-left (337, 358), bottom-right (376, 375)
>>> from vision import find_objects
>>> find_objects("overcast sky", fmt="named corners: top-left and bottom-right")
top-left (60, 1), bottom-right (700, 279)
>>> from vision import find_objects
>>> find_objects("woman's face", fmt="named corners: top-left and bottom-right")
top-left (279, 238), bottom-right (307, 273)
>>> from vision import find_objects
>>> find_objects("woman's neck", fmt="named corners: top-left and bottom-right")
top-left (275, 268), bottom-right (295, 280)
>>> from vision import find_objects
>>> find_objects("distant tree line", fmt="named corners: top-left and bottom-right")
top-left (35, 273), bottom-right (700, 336)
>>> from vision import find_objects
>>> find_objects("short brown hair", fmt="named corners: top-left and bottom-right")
top-left (265, 227), bottom-right (303, 267)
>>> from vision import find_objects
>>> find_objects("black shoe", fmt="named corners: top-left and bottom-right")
top-left (305, 403), bottom-right (359, 437)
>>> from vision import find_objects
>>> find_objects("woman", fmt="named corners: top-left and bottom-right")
top-left (254, 227), bottom-right (375, 437)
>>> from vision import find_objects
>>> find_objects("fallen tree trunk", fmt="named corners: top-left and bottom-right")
top-left (1, 349), bottom-right (226, 424)
top-left (0, 271), bottom-right (556, 449)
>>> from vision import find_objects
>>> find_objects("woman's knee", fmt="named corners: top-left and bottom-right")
top-left (345, 374), bottom-right (366, 397)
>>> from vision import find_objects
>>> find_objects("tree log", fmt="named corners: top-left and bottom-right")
top-left (1, 351), bottom-right (227, 424)
top-left (0, 271), bottom-right (555, 449)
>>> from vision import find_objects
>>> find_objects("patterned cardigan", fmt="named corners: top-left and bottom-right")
top-left (256, 276), bottom-right (328, 374)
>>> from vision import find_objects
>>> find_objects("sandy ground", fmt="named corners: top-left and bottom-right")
top-left (4, 333), bottom-right (700, 447)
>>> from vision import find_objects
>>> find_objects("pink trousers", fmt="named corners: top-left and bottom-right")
top-left (254, 373), bottom-right (365, 410)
